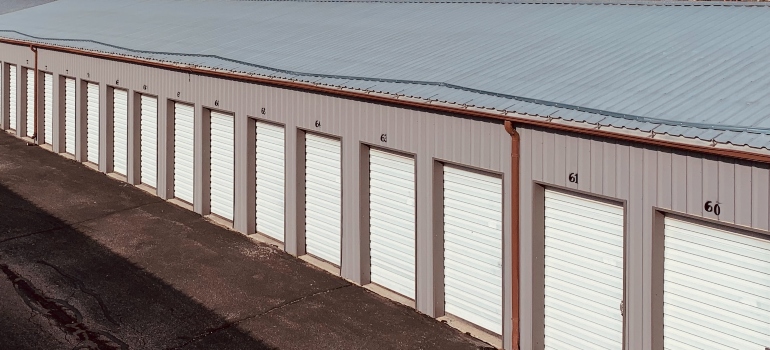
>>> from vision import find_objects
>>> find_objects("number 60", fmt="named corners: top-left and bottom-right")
top-left (704, 201), bottom-right (721, 216)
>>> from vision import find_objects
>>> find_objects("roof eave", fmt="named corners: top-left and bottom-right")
top-left (3, 37), bottom-right (769, 164)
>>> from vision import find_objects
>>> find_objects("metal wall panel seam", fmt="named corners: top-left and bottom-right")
top-left (627, 146), bottom-right (645, 349)
top-left (734, 162), bottom-right (753, 227)
top-left (714, 159), bottom-right (734, 223)
top-left (641, 148), bottom-right (658, 350)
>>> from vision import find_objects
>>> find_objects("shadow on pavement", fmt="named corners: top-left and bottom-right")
top-left (0, 133), bottom-right (491, 350)
top-left (0, 183), bottom-right (278, 350)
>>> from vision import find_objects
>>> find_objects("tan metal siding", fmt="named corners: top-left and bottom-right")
top-left (3, 40), bottom-right (768, 350)
top-left (553, 134), bottom-right (567, 188)
top-left (640, 147), bottom-right (657, 349)
top-left (602, 142), bottom-right (617, 197)
top-left (519, 126), bottom-right (770, 350)
top-left (734, 162), bottom-right (752, 227)
top-left (0, 43), bottom-right (513, 346)
top-left (541, 132), bottom-right (554, 185)
top-left (627, 146), bottom-right (644, 348)
top-left (671, 152), bottom-right (688, 213)
top-left (518, 127), bottom-right (537, 347)
top-left (590, 140), bottom-right (603, 193)
top-left (656, 151), bottom-right (672, 209)
top-left (577, 138), bottom-right (591, 192)
top-left (686, 156), bottom-right (703, 216)
top-left (752, 165), bottom-right (770, 231)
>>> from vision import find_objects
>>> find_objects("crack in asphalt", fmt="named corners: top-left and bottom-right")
top-left (0, 199), bottom-right (163, 246)
top-left (166, 283), bottom-right (353, 350)
top-left (254, 283), bottom-right (352, 319)
top-left (0, 226), bottom-right (63, 245)
top-left (37, 260), bottom-right (120, 326)
top-left (0, 264), bottom-right (128, 350)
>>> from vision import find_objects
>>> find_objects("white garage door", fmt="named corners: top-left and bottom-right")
top-left (43, 73), bottom-right (53, 145)
top-left (174, 102), bottom-right (194, 204)
top-left (25, 68), bottom-right (34, 137)
top-left (304, 133), bottom-right (342, 266)
top-left (112, 89), bottom-right (128, 175)
top-left (543, 189), bottom-right (624, 349)
top-left (8, 65), bottom-right (16, 130)
top-left (255, 121), bottom-right (285, 241)
top-left (64, 78), bottom-right (76, 155)
top-left (664, 217), bottom-right (770, 349)
top-left (210, 111), bottom-right (234, 221)
top-left (140, 95), bottom-right (158, 187)
top-left (86, 83), bottom-right (99, 164)
top-left (443, 165), bottom-right (503, 335)
top-left (369, 149), bottom-right (415, 299)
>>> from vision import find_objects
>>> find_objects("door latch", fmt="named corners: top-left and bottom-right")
top-left (620, 300), bottom-right (625, 317)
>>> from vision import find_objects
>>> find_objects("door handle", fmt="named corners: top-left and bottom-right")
top-left (620, 300), bottom-right (625, 317)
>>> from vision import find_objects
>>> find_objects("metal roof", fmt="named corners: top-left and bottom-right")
top-left (0, 0), bottom-right (56, 15)
top-left (2, 0), bottom-right (770, 149)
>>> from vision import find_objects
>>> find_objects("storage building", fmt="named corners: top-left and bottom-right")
top-left (1, 1), bottom-right (769, 349)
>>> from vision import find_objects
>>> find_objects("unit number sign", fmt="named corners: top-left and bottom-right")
top-left (704, 201), bottom-right (721, 216)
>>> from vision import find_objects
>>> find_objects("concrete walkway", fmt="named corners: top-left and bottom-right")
top-left (0, 132), bottom-right (492, 350)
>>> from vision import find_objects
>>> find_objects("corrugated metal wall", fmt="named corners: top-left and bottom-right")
top-left (0, 43), bottom-right (514, 349)
top-left (518, 125), bottom-right (770, 350)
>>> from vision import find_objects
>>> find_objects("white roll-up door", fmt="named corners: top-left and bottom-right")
top-left (369, 149), bottom-right (415, 299)
top-left (8, 65), bottom-right (16, 130)
top-left (664, 217), bottom-right (770, 349)
top-left (543, 190), bottom-right (624, 349)
top-left (25, 68), bottom-right (34, 137)
top-left (210, 111), bottom-right (234, 221)
top-left (86, 83), bottom-right (99, 164)
top-left (140, 95), bottom-right (158, 187)
top-left (443, 165), bottom-right (503, 335)
top-left (43, 73), bottom-right (53, 145)
top-left (173, 102), bottom-right (194, 204)
top-left (255, 121), bottom-right (285, 241)
top-left (64, 78), bottom-right (75, 154)
top-left (112, 89), bottom-right (128, 175)
top-left (304, 133), bottom-right (342, 266)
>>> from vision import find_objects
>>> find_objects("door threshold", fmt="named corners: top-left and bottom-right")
top-left (363, 283), bottom-right (415, 309)
top-left (299, 254), bottom-right (340, 276)
top-left (437, 314), bottom-right (502, 350)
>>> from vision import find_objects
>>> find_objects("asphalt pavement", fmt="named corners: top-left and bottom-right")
top-left (0, 132), bottom-right (492, 350)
